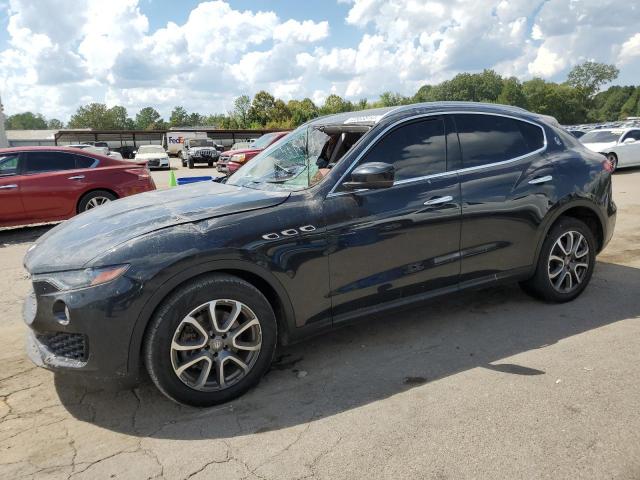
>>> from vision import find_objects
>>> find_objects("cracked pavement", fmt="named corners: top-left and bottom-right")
top-left (1, 168), bottom-right (640, 479)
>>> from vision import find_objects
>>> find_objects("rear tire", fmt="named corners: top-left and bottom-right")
top-left (78, 190), bottom-right (117, 213)
top-left (143, 273), bottom-right (277, 407)
top-left (520, 218), bottom-right (596, 302)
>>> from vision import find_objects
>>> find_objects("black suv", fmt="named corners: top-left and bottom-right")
top-left (23, 102), bottom-right (616, 406)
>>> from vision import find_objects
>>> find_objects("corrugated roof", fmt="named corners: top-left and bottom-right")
top-left (6, 130), bottom-right (58, 140)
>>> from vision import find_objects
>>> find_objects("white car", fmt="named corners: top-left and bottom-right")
top-left (67, 144), bottom-right (123, 160)
top-left (134, 145), bottom-right (170, 169)
top-left (581, 128), bottom-right (640, 170)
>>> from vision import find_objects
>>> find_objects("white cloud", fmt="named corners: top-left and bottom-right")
top-left (1, 0), bottom-right (639, 121)
top-left (618, 33), bottom-right (640, 65)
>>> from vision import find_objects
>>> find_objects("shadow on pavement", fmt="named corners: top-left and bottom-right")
top-left (55, 261), bottom-right (640, 440)
top-left (0, 225), bottom-right (53, 247)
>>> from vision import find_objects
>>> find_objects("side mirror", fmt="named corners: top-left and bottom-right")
top-left (623, 138), bottom-right (636, 144)
top-left (343, 162), bottom-right (395, 190)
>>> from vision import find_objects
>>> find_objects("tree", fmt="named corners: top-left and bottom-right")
top-left (498, 77), bottom-right (528, 108)
top-left (620, 88), bottom-right (640, 119)
top-left (135, 107), bottom-right (163, 130)
top-left (320, 94), bottom-right (353, 115)
top-left (377, 91), bottom-right (408, 107)
top-left (47, 118), bottom-right (64, 129)
top-left (169, 106), bottom-right (189, 127)
top-left (5, 112), bottom-right (48, 130)
top-left (109, 105), bottom-right (134, 129)
top-left (248, 91), bottom-right (276, 126)
top-left (287, 98), bottom-right (318, 126)
top-left (232, 95), bottom-right (251, 128)
top-left (522, 78), bottom-right (586, 124)
top-left (413, 85), bottom-right (434, 103)
top-left (68, 103), bottom-right (114, 129)
top-left (593, 86), bottom-right (635, 121)
top-left (187, 112), bottom-right (204, 126)
top-left (567, 61), bottom-right (619, 99)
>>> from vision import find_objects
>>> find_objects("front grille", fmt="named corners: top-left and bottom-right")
top-left (147, 159), bottom-right (160, 166)
top-left (37, 332), bottom-right (88, 361)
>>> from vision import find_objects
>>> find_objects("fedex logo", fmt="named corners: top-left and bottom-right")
top-left (168, 136), bottom-right (185, 144)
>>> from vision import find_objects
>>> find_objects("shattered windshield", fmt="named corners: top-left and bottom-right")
top-left (227, 126), bottom-right (332, 191)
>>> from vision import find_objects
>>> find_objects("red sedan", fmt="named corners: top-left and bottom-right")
top-left (0, 146), bottom-right (156, 228)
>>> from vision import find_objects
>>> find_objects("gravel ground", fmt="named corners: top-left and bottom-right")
top-left (1, 164), bottom-right (639, 480)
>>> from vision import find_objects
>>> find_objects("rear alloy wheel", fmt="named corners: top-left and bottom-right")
top-left (606, 153), bottom-right (618, 172)
top-left (520, 218), bottom-right (596, 302)
top-left (144, 274), bottom-right (277, 406)
top-left (547, 231), bottom-right (590, 294)
top-left (78, 190), bottom-right (117, 213)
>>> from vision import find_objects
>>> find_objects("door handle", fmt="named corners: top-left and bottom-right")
top-left (67, 175), bottom-right (85, 180)
top-left (423, 195), bottom-right (453, 206)
top-left (0, 184), bottom-right (17, 190)
top-left (528, 175), bottom-right (553, 185)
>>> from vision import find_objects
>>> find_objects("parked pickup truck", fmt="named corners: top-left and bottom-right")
top-left (217, 131), bottom-right (288, 174)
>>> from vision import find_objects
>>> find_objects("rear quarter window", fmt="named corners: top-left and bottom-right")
top-left (454, 114), bottom-right (545, 168)
top-left (75, 155), bottom-right (97, 169)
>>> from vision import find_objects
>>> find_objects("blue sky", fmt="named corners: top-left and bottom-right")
top-left (0, 0), bottom-right (639, 120)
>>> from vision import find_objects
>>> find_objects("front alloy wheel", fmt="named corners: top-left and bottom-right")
top-left (144, 273), bottom-right (277, 406)
top-left (170, 299), bottom-right (262, 391)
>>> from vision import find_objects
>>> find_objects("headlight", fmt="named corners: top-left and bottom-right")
top-left (230, 153), bottom-right (246, 163)
top-left (33, 265), bottom-right (129, 291)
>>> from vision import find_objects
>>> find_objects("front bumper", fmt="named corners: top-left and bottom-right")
top-left (23, 275), bottom-right (142, 378)
top-left (146, 158), bottom-right (170, 168)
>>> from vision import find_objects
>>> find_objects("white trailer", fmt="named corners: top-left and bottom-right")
top-left (163, 131), bottom-right (208, 156)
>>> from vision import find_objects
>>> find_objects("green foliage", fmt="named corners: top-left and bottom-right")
top-left (566, 61), bottom-right (620, 99)
top-left (232, 95), bottom-right (251, 128)
top-left (169, 106), bottom-right (189, 127)
top-left (497, 77), bottom-right (528, 108)
top-left (248, 91), bottom-right (277, 126)
top-left (135, 107), bottom-right (164, 130)
top-left (522, 79), bottom-right (586, 124)
top-left (320, 94), bottom-right (353, 115)
top-left (68, 103), bottom-right (136, 130)
top-left (6, 112), bottom-right (48, 129)
top-left (47, 118), bottom-right (64, 129)
top-left (287, 98), bottom-right (319, 126)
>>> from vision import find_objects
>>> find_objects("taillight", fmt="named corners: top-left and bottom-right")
top-left (125, 168), bottom-right (150, 180)
top-left (602, 159), bottom-right (614, 173)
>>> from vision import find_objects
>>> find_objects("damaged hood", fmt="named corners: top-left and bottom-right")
top-left (24, 181), bottom-right (290, 274)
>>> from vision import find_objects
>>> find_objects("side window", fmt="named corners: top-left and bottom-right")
top-left (23, 152), bottom-right (77, 174)
top-left (0, 154), bottom-right (19, 176)
top-left (623, 130), bottom-right (640, 141)
top-left (357, 118), bottom-right (446, 182)
top-left (454, 114), bottom-right (543, 168)
top-left (75, 155), bottom-right (97, 169)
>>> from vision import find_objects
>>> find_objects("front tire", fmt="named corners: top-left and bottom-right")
top-left (188, 158), bottom-right (194, 169)
top-left (143, 274), bottom-right (277, 406)
top-left (606, 153), bottom-right (618, 172)
top-left (520, 218), bottom-right (596, 302)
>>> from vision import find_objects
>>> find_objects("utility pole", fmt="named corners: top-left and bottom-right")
top-left (0, 95), bottom-right (8, 148)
